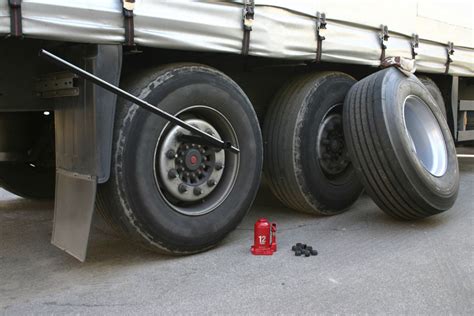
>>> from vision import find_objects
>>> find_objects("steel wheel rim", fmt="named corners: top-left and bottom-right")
top-left (154, 105), bottom-right (239, 216)
top-left (316, 103), bottom-right (351, 181)
top-left (403, 95), bottom-right (448, 177)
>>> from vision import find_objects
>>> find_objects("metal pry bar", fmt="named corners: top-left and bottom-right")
top-left (39, 49), bottom-right (240, 154)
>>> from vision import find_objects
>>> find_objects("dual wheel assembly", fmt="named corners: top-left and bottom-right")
top-left (95, 64), bottom-right (458, 255)
top-left (264, 68), bottom-right (459, 219)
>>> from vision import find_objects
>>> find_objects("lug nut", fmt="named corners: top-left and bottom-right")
top-left (178, 184), bottom-right (188, 193)
top-left (166, 150), bottom-right (176, 159)
top-left (168, 169), bottom-right (178, 179)
top-left (207, 179), bottom-right (216, 187)
top-left (295, 250), bottom-right (302, 256)
top-left (215, 162), bottom-right (223, 170)
top-left (193, 187), bottom-right (203, 196)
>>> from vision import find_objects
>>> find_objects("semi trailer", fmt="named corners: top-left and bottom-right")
top-left (0, 0), bottom-right (472, 261)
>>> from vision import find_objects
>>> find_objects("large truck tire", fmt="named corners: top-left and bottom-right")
top-left (96, 63), bottom-right (263, 254)
top-left (263, 72), bottom-right (363, 215)
top-left (343, 67), bottom-right (459, 220)
top-left (418, 75), bottom-right (447, 119)
top-left (0, 163), bottom-right (54, 199)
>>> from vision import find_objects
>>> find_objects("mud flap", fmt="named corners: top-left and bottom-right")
top-left (52, 170), bottom-right (97, 261)
top-left (50, 44), bottom-right (122, 261)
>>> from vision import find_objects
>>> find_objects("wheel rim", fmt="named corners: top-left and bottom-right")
top-left (154, 106), bottom-right (239, 216)
top-left (316, 104), bottom-right (351, 181)
top-left (403, 95), bottom-right (448, 177)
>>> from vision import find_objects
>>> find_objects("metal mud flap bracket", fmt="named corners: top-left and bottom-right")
top-left (40, 47), bottom-right (238, 261)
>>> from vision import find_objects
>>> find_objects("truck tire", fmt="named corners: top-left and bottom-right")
top-left (96, 63), bottom-right (262, 254)
top-left (418, 75), bottom-right (447, 119)
top-left (263, 72), bottom-right (363, 215)
top-left (343, 68), bottom-right (459, 220)
top-left (0, 163), bottom-right (54, 199)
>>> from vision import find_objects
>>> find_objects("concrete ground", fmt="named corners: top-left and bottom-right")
top-left (1, 159), bottom-right (473, 315)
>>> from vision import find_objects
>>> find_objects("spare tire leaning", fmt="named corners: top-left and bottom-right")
top-left (343, 67), bottom-right (459, 220)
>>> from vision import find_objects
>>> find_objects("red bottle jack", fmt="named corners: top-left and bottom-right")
top-left (251, 218), bottom-right (277, 255)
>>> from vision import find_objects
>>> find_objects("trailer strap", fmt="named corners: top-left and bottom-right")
top-left (122, 0), bottom-right (135, 47)
top-left (8, 0), bottom-right (22, 38)
top-left (445, 42), bottom-right (454, 74)
top-left (315, 12), bottom-right (327, 62)
top-left (411, 33), bottom-right (419, 60)
top-left (379, 25), bottom-right (389, 62)
top-left (241, 0), bottom-right (255, 56)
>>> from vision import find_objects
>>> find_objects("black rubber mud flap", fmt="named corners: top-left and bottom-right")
top-left (343, 67), bottom-right (459, 219)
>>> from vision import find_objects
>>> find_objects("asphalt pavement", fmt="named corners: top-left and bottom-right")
top-left (1, 158), bottom-right (473, 314)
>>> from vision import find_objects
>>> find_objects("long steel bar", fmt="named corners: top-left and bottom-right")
top-left (39, 49), bottom-right (239, 154)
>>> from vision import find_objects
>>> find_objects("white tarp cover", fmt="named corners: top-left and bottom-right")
top-left (0, 0), bottom-right (473, 76)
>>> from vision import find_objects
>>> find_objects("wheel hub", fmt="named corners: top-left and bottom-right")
top-left (158, 118), bottom-right (225, 202)
top-left (317, 112), bottom-right (350, 176)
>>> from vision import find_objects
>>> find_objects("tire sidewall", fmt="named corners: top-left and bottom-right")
top-left (114, 65), bottom-right (262, 252)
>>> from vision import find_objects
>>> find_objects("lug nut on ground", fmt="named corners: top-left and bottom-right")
top-left (291, 243), bottom-right (318, 257)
